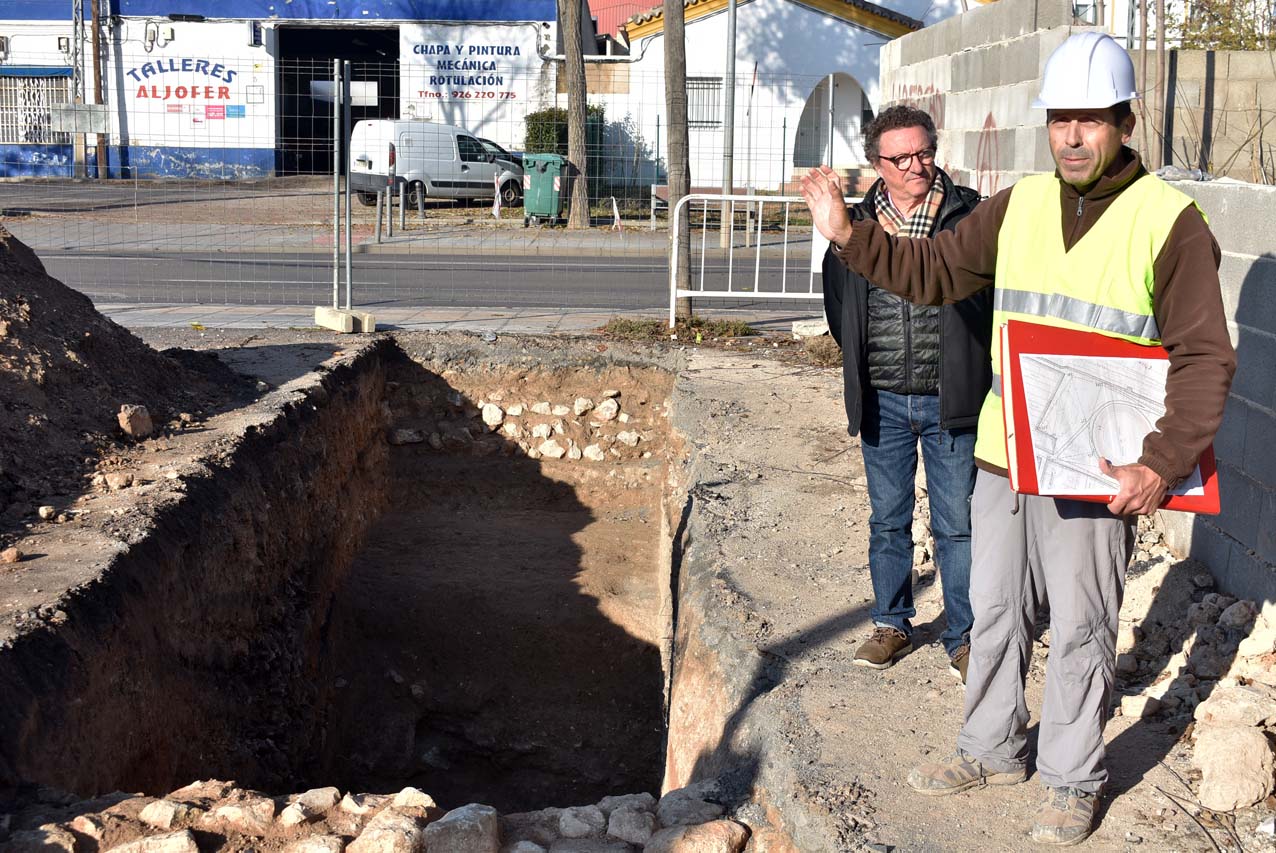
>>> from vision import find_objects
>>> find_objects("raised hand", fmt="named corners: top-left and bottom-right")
top-left (799, 165), bottom-right (854, 247)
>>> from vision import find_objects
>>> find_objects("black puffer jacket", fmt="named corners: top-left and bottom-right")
top-left (822, 170), bottom-right (993, 435)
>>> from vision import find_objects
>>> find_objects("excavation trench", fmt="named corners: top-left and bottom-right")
top-left (0, 337), bottom-right (680, 814)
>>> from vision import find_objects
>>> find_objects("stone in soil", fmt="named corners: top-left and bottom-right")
top-left (596, 793), bottom-right (656, 816)
top-left (1121, 694), bottom-right (1161, 718)
top-left (391, 787), bottom-right (437, 811)
top-left (205, 797), bottom-right (277, 835)
top-left (538, 439), bottom-right (566, 459)
top-left (1219, 599), bottom-right (1259, 629)
top-left (644, 819), bottom-right (750, 853)
top-left (1193, 724), bottom-right (1276, 811)
top-left (0, 546), bottom-right (21, 563)
top-left (482, 404), bottom-right (505, 428)
top-left (4, 825), bottom-right (78, 853)
top-left (139, 799), bottom-right (197, 829)
top-left (1194, 683), bottom-right (1276, 727)
top-left (558, 805), bottom-right (606, 838)
top-left (284, 835), bottom-right (347, 853)
top-left (105, 471), bottom-right (135, 491)
top-left (341, 793), bottom-right (391, 815)
top-left (348, 809), bottom-right (425, 853)
top-left (422, 804), bottom-right (499, 853)
top-left (292, 787), bottom-right (342, 814)
top-left (595, 399), bottom-right (620, 422)
top-left (118, 404), bottom-right (154, 438)
top-left (655, 790), bottom-right (725, 828)
top-left (105, 830), bottom-right (201, 853)
top-left (606, 804), bottom-right (656, 844)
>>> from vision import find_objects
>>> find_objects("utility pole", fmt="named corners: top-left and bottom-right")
top-left (71, 0), bottom-right (86, 178)
top-left (1155, 0), bottom-right (1166, 170)
top-left (718, 0), bottom-right (736, 248)
top-left (1140, 0), bottom-right (1150, 158)
top-left (89, 0), bottom-right (107, 178)
top-left (826, 73), bottom-right (834, 167)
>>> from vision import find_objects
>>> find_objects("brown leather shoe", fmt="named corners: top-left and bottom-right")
top-left (949, 644), bottom-right (970, 685)
top-left (853, 626), bottom-right (912, 670)
top-left (1030, 786), bottom-right (1098, 846)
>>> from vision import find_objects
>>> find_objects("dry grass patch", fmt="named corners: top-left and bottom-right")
top-left (602, 316), bottom-right (755, 343)
top-left (803, 335), bottom-right (841, 367)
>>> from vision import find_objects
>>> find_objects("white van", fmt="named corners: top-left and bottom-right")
top-left (348, 119), bottom-right (524, 207)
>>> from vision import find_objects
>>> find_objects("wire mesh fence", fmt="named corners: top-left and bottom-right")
top-left (0, 55), bottom-right (867, 313)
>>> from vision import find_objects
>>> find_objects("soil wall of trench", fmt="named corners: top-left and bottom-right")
top-left (0, 340), bottom-right (395, 797)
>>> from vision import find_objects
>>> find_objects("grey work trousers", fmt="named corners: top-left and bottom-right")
top-left (956, 470), bottom-right (1134, 793)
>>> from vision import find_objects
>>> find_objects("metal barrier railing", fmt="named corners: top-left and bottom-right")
top-left (667, 192), bottom-right (861, 327)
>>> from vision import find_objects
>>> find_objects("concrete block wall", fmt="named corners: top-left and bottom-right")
top-left (1128, 49), bottom-right (1276, 184)
top-left (882, 0), bottom-right (1276, 601)
top-left (1159, 181), bottom-right (1276, 602)
top-left (879, 0), bottom-right (1082, 196)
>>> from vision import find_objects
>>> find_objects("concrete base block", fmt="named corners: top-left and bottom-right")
top-left (791, 318), bottom-right (829, 339)
top-left (350, 310), bottom-right (377, 333)
top-left (314, 307), bottom-right (377, 334)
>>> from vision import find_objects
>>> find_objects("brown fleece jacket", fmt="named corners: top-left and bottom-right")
top-left (835, 147), bottom-right (1236, 487)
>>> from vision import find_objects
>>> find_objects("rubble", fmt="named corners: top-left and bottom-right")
top-left (1, 778), bottom-right (758, 853)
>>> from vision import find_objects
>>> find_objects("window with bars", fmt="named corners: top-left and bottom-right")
top-left (687, 77), bottom-right (722, 128)
top-left (0, 74), bottom-right (73, 145)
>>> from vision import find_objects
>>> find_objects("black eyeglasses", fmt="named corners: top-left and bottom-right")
top-left (878, 148), bottom-right (936, 170)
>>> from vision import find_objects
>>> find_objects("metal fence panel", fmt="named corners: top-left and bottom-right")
top-left (0, 54), bottom-right (874, 316)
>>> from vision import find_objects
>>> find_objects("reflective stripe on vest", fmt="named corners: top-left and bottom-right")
top-left (993, 288), bottom-right (1161, 341)
top-left (971, 172), bottom-right (1202, 469)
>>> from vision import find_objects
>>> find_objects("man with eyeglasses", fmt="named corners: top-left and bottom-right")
top-left (803, 33), bottom-right (1234, 846)
top-left (822, 104), bottom-right (991, 685)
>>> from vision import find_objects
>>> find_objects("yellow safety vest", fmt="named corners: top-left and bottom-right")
top-left (972, 172), bottom-right (1203, 469)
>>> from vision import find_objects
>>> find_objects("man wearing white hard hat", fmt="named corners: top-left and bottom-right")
top-left (801, 31), bottom-right (1235, 846)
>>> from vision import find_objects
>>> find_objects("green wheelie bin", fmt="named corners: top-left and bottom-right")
top-left (522, 153), bottom-right (568, 227)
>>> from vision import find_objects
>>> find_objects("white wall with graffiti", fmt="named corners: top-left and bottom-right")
top-left (107, 19), bottom-right (277, 178)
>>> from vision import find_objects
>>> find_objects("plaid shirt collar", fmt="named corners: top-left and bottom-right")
top-left (874, 176), bottom-right (946, 238)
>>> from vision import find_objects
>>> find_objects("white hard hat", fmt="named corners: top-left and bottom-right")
top-left (1032, 32), bottom-right (1140, 109)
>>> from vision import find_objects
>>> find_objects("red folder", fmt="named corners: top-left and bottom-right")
top-left (1000, 319), bottom-right (1220, 514)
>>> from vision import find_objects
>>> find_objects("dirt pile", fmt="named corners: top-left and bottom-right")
top-left (0, 227), bottom-right (245, 538)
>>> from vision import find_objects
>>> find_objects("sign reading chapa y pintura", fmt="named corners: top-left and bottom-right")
top-left (401, 23), bottom-right (541, 109)
top-left (127, 57), bottom-right (238, 102)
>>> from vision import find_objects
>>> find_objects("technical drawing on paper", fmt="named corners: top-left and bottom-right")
top-left (1019, 354), bottom-right (1205, 496)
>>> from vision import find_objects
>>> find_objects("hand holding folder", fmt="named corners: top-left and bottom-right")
top-left (999, 319), bottom-right (1220, 514)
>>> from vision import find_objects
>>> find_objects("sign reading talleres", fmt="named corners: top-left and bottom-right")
top-left (128, 58), bottom-right (238, 102)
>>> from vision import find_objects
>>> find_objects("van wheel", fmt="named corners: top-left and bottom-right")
top-left (501, 181), bottom-right (523, 207)
top-left (406, 182), bottom-right (427, 207)
top-left (356, 192), bottom-right (377, 207)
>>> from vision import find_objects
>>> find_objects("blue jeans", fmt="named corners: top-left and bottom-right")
top-left (860, 388), bottom-right (976, 657)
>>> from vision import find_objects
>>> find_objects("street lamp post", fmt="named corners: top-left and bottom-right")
top-left (719, 0), bottom-right (736, 249)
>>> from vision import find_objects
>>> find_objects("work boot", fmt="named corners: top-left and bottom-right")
top-left (1030, 786), bottom-right (1098, 846)
top-left (852, 626), bottom-right (912, 670)
top-left (907, 750), bottom-right (1027, 796)
top-left (948, 644), bottom-right (970, 685)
